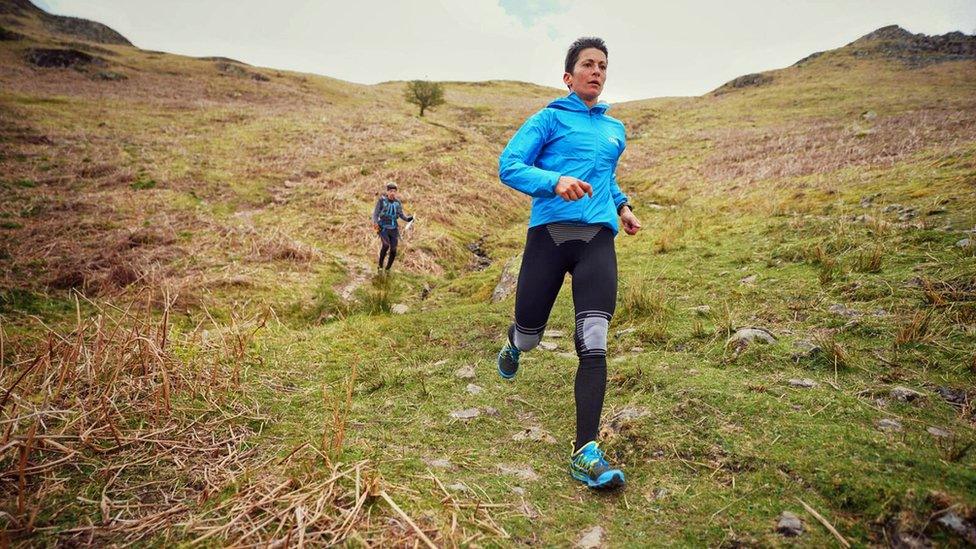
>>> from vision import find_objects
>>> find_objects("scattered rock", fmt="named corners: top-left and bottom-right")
top-left (646, 203), bottom-right (666, 210)
top-left (690, 305), bottom-right (711, 316)
top-left (862, 110), bottom-right (878, 121)
top-left (511, 486), bottom-right (525, 496)
top-left (740, 274), bottom-right (757, 284)
top-left (466, 383), bottom-right (483, 395)
top-left (450, 408), bottom-right (481, 421)
top-left (390, 303), bottom-right (409, 315)
top-left (539, 341), bottom-right (558, 351)
top-left (433, 359), bottom-right (448, 366)
top-left (853, 214), bottom-right (876, 224)
top-left (425, 458), bottom-right (454, 470)
top-left (215, 60), bottom-right (270, 81)
top-left (727, 327), bottom-right (776, 350)
top-left (466, 237), bottom-right (492, 271)
top-left (455, 365), bottom-right (476, 379)
top-left (483, 406), bottom-right (500, 417)
top-left (645, 487), bottom-right (669, 502)
top-left (446, 482), bottom-right (472, 493)
top-left (497, 464), bottom-right (539, 482)
top-left (630, 346), bottom-right (645, 353)
top-left (420, 282), bottom-right (432, 300)
top-left (512, 426), bottom-right (557, 444)
top-left (828, 303), bottom-right (860, 317)
top-left (877, 418), bottom-right (903, 432)
top-left (714, 72), bottom-right (773, 94)
top-left (927, 426), bottom-right (950, 438)
top-left (92, 70), bottom-right (126, 81)
top-left (491, 254), bottom-right (521, 302)
top-left (544, 329), bottom-right (566, 338)
top-left (935, 386), bottom-right (968, 406)
top-left (890, 386), bottom-right (923, 402)
top-left (791, 340), bottom-right (822, 362)
top-left (956, 238), bottom-right (973, 249)
top-left (789, 378), bottom-right (818, 388)
top-left (615, 327), bottom-right (636, 338)
top-left (937, 511), bottom-right (976, 545)
top-left (26, 47), bottom-right (104, 68)
top-left (576, 525), bottom-right (606, 548)
top-left (776, 511), bottom-right (804, 537)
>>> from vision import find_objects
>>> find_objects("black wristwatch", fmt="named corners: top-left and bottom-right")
top-left (617, 203), bottom-right (632, 215)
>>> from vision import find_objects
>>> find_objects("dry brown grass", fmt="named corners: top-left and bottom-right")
top-left (701, 108), bottom-right (976, 184)
top-left (0, 288), bottom-right (447, 546)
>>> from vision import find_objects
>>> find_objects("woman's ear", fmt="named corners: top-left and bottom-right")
top-left (562, 72), bottom-right (573, 90)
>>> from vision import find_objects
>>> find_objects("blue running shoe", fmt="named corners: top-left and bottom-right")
top-left (497, 341), bottom-right (521, 379)
top-left (570, 441), bottom-right (625, 490)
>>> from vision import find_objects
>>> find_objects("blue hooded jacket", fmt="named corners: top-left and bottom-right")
top-left (498, 92), bottom-right (628, 234)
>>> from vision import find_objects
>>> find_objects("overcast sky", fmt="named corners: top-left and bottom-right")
top-left (34, 0), bottom-right (976, 102)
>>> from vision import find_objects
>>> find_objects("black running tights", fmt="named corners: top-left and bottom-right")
top-left (508, 223), bottom-right (617, 451)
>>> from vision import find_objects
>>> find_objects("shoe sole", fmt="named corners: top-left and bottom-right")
top-left (571, 470), bottom-right (625, 490)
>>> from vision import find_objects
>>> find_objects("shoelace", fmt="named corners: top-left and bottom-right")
top-left (505, 344), bottom-right (520, 361)
top-left (577, 446), bottom-right (609, 472)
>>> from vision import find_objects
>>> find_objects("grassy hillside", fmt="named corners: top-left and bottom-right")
top-left (1, 3), bottom-right (975, 546)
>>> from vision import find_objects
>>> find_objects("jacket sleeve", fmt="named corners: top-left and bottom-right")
top-left (397, 202), bottom-right (411, 221)
top-left (610, 136), bottom-right (629, 211)
top-left (610, 172), bottom-right (629, 212)
top-left (498, 110), bottom-right (560, 198)
top-left (371, 197), bottom-right (382, 224)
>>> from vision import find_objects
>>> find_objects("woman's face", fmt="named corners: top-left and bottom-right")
top-left (386, 188), bottom-right (398, 199)
top-left (564, 47), bottom-right (607, 102)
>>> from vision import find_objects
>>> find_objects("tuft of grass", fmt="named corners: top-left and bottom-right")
top-left (893, 309), bottom-right (936, 348)
top-left (852, 245), bottom-right (884, 273)
top-left (357, 272), bottom-right (397, 315)
top-left (813, 332), bottom-right (850, 371)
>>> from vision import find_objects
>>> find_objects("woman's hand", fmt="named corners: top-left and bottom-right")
top-left (620, 208), bottom-right (642, 235)
top-left (555, 176), bottom-right (592, 201)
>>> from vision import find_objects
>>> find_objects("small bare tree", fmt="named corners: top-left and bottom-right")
top-left (404, 80), bottom-right (445, 117)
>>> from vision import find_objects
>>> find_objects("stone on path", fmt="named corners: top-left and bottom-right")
top-left (877, 418), bottom-right (903, 432)
top-left (512, 426), bottom-right (557, 444)
top-left (691, 305), bottom-right (711, 316)
top-left (776, 511), bottom-right (804, 537)
top-left (576, 526), bottom-right (606, 548)
top-left (425, 458), bottom-right (454, 470)
top-left (483, 406), bottom-right (500, 416)
top-left (433, 359), bottom-right (448, 366)
top-left (491, 254), bottom-right (521, 302)
top-left (497, 464), bottom-right (539, 482)
top-left (451, 408), bottom-right (481, 421)
top-left (539, 341), bottom-right (558, 351)
top-left (791, 340), bottom-right (822, 362)
top-left (937, 511), bottom-right (976, 544)
top-left (740, 274), bottom-right (757, 284)
top-left (890, 386), bottom-right (923, 402)
top-left (727, 327), bottom-right (776, 349)
top-left (789, 378), bottom-right (818, 388)
top-left (956, 238), bottom-right (973, 249)
top-left (927, 426), bottom-right (951, 438)
top-left (544, 329), bottom-right (566, 338)
top-left (466, 383), bottom-right (483, 395)
top-left (615, 327), bottom-right (636, 338)
top-left (455, 365), bottom-right (476, 380)
top-left (446, 482), bottom-right (472, 494)
top-left (935, 386), bottom-right (968, 406)
top-left (828, 303), bottom-right (859, 317)
top-left (390, 303), bottom-right (409, 315)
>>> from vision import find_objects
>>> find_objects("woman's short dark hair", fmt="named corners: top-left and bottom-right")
top-left (564, 37), bottom-right (608, 74)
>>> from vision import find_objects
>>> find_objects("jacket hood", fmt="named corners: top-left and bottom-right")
top-left (547, 92), bottom-right (610, 114)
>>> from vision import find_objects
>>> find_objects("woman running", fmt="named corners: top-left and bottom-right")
top-left (496, 37), bottom-right (641, 490)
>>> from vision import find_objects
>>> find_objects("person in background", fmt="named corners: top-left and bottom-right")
top-left (371, 181), bottom-right (414, 272)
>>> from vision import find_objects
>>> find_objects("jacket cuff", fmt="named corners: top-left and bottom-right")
top-left (616, 202), bottom-right (632, 215)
